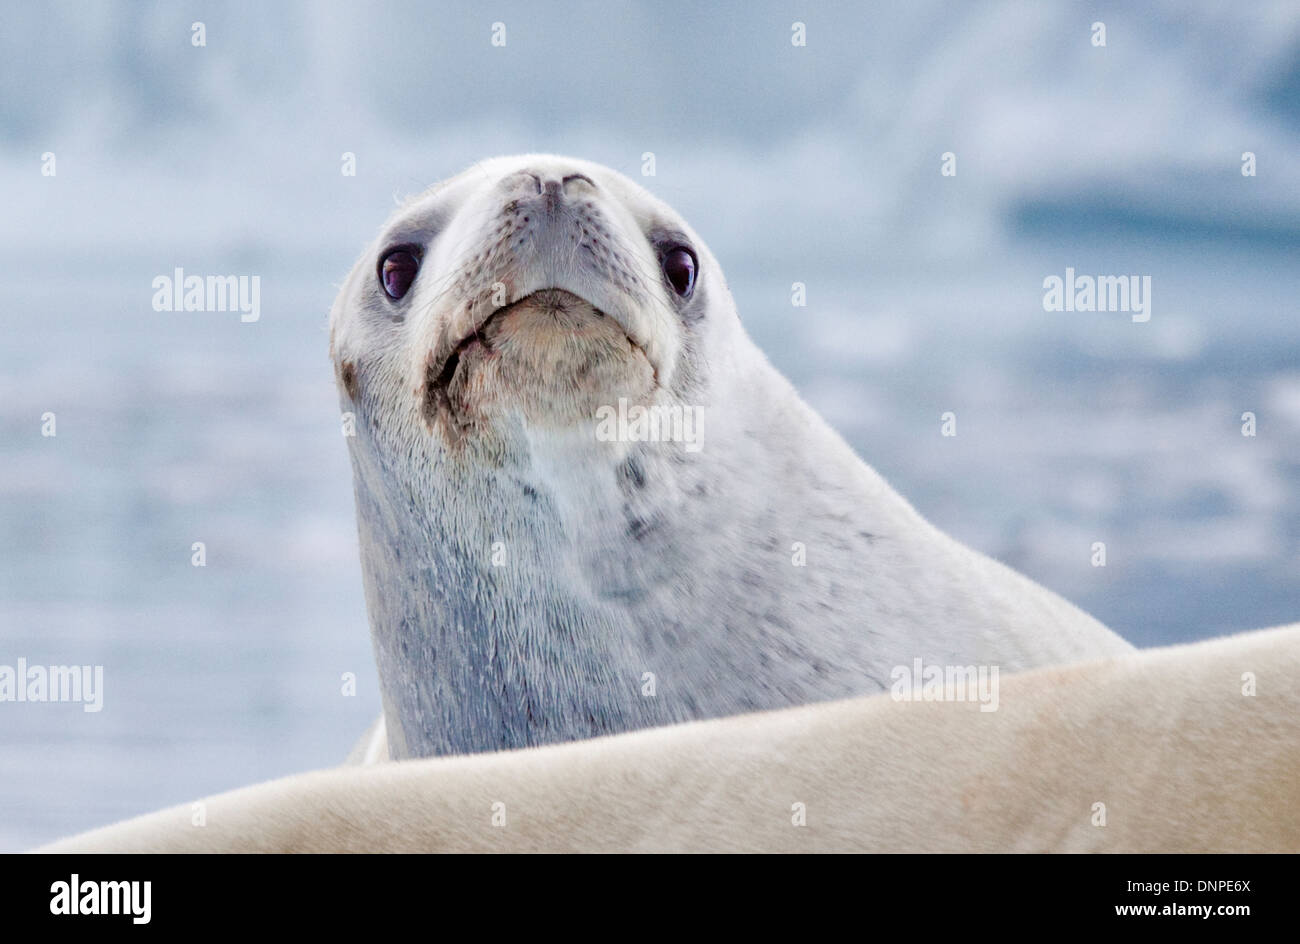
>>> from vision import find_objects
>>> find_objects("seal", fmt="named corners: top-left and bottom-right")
top-left (328, 154), bottom-right (1133, 760)
top-left (39, 625), bottom-right (1300, 853)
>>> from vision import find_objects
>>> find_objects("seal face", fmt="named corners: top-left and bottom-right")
top-left (331, 155), bottom-right (1132, 760)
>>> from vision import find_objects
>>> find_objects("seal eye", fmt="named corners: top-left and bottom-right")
top-left (380, 248), bottom-right (420, 300)
top-left (663, 247), bottom-right (697, 298)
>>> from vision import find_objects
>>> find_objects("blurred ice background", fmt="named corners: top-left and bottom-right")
top-left (2, 0), bottom-right (1298, 849)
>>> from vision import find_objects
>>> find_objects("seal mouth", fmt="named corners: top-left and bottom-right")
top-left (425, 287), bottom-right (641, 409)
top-left (431, 289), bottom-right (603, 391)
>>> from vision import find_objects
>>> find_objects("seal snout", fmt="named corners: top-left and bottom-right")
top-left (501, 166), bottom-right (603, 226)
top-left (421, 286), bottom-right (655, 437)
top-left (390, 158), bottom-right (676, 441)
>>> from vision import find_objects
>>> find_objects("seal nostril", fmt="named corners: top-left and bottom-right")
top-left (562, 173), bottom-right (595, 191)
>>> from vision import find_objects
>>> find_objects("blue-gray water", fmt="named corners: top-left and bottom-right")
top-left (2, 1), bottom-right (1298, 850)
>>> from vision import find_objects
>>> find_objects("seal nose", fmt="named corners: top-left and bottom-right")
top-left (517, 171), bottom-right (597, 197)
top-left (507, 170), bottom-right (597, 214)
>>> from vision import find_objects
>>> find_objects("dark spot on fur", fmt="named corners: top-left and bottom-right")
top-left (627, 514), bottom-right (653, 541)
top-left (764, 610), bottom-right (794, 633)
top-left (618, 455), bottom-right (646, 491)
top-left (522, 484), bottom-right (539, 501)
top-left (340, 361), bottom-right (359, 399)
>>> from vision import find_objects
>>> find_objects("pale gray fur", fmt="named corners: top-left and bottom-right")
top-left (329, 155), bottom-right (1132, 760)
top-left (43, 626), bottom-right (1300, 853)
